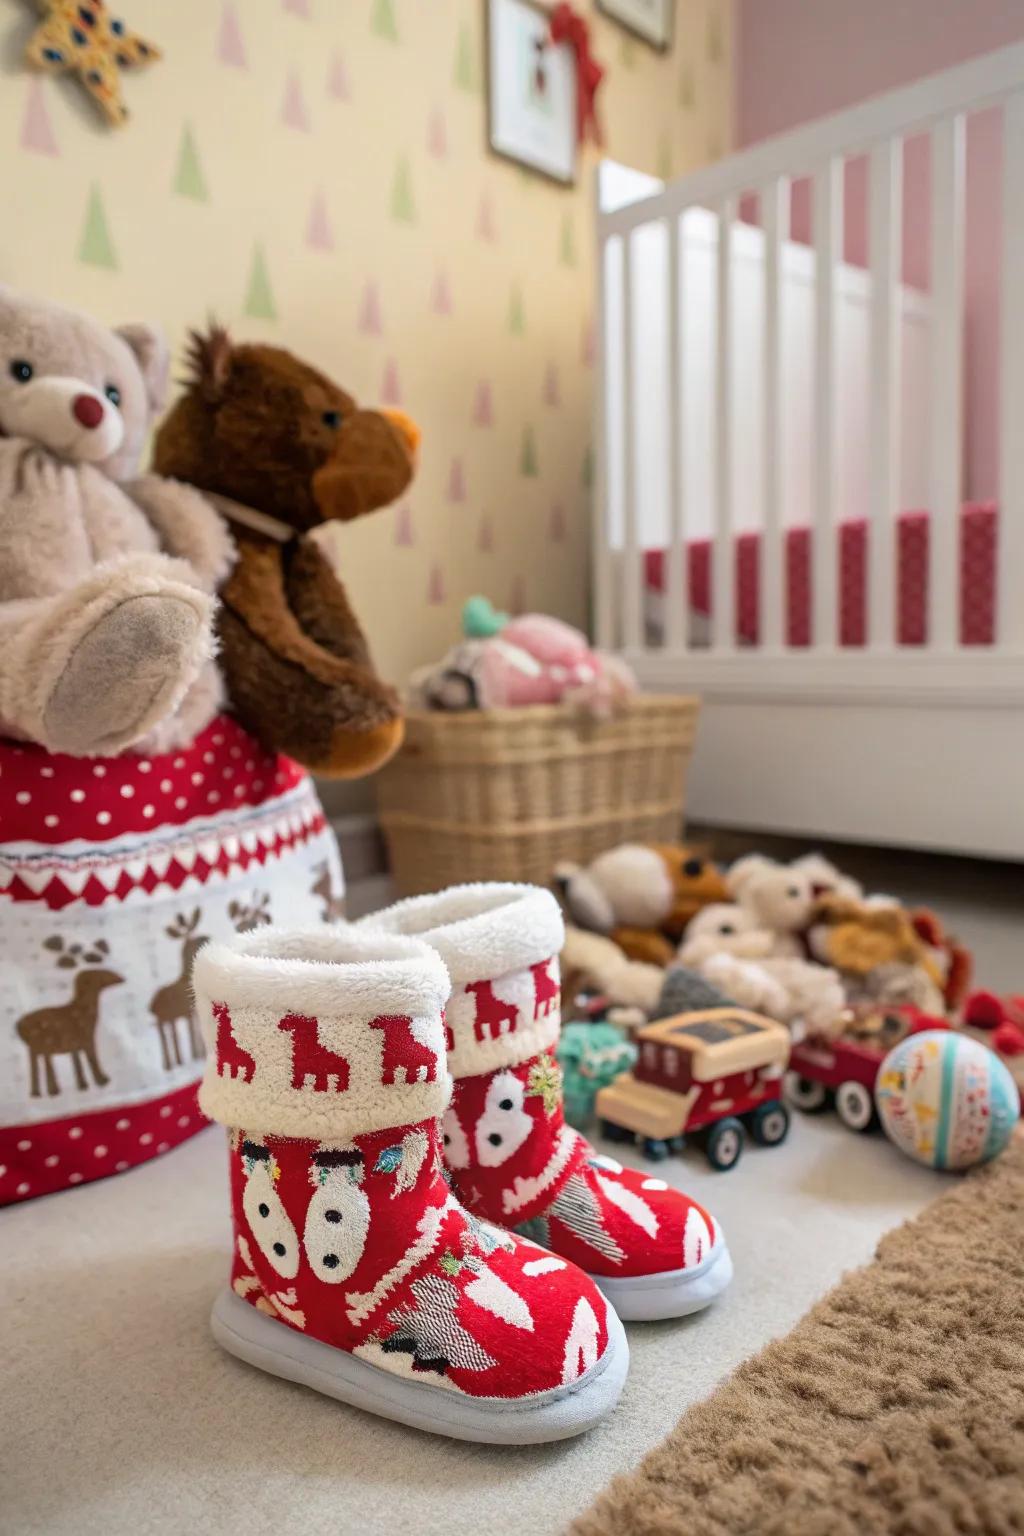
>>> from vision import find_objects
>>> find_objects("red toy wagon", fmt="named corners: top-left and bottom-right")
top-left (596, 1007), bottom-right (792, 1170)
top-left (786, 1005), bottom-right (949, 1132)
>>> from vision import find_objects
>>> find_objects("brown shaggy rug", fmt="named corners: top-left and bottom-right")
top-left (574, 1140), bottom-right (1024, 1536)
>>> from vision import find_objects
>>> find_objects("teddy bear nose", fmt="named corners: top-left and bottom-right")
top-left (73, 393), bottom-right (105, 429)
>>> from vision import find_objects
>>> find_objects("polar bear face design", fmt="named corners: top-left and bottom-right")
top-left (304, 1152), bottom-right (371, 1284)
top-left (474, 1070), bottom-right (534, 1168)
top-left (241, 1149), bottom-right (300, 1280)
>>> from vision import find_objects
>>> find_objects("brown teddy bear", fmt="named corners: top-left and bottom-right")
top-left (555, 842), bottom-right (729, 967)
top-left (0, 285), bottom-right (233, 756)
top-left (152, 327), bottom-right (418, 778)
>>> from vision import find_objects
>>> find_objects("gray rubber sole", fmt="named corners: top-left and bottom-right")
top-left (590, 1240), bottom-right (734, 1322)
top-left (211, 1288), bottom-right (630, 1444)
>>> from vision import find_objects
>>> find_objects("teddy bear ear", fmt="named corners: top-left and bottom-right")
top-left (115, 322), bottom-right (170, 413)
top-left (184, 323), bottom-right (234, 404)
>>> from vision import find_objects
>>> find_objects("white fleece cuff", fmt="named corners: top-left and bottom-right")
top-left (357, 884), bottom-right (565, 1079)
top-left (194, 927), bottom-right (452, 1140)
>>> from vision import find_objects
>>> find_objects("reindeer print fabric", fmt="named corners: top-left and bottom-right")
top-left (359, 884), bottom-right (733, 1315)
top-left (0, 714), bottom-right (343, 1206)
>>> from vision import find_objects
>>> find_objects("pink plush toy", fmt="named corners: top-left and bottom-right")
top-left (410, 599), bottom-right (636, 716)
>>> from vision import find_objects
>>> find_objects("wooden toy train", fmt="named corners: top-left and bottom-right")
top-left (596, 1007), bottom-right (792, 1170)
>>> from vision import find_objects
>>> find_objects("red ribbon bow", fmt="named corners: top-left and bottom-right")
top-left (549, 2), bottom-right (605, 148)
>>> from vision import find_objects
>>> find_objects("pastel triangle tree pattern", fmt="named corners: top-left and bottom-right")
top-left (381, 357), bottom-right (402, 405)
top-left (244, 244), bottom-right (277, 320)
top-left (359, 281), bottom-right (383, 335)
top-left (581, 315), bottom-right (595, 369)
top-left (508, 282), bottom-right (525, 336)
top-left (372, 0), bottom-right (399, 43)
top-left (448, 458), bottom-right (466, 503)
top-left (477, 190), bottom-right (496, 242)
top-left (427, 564), bottom-right (446, 605)
top-left (559, 213), bottom-right (577, 269)
top-left (174, 124), bottom-right (208, 201)
top-left (520, 426), bottom-right (539, 479)
top-left (306, 187), bottom-right (334, 250)
top-left (428, 107), bottom-right (447, 158)
top-left (472, 380), bottom-right (493, 427)
top-left (391, 156), bottom-right (416, 224)
top-left (454, 21), bottom-right (479, 93)
top-left (20, 78), bottom-right (58, 157)
top-left (431, 270), bottom-right (453, 316)
top-left (78, 185), bottom-right (117, 270)
top-left (217, 3), bottom-right (247, 68)
top-left (394, 503), bottom-right (414, 547)
top-left (708, 8), bottom-right (725, 64)
top-left (327, 51), bottom-right (350, 100)
top-left (543, 363), bottom-right (560, 408)
top-left (282, 71), bottom-right (311, 131)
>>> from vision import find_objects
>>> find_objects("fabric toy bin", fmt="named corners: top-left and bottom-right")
top-left (376, 694), bottom-right (700, 895)
top-left (0, 715), bottom-right (344, 1207)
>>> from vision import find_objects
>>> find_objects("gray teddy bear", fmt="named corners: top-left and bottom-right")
top-left (0, 284), bottom-right (234, 757)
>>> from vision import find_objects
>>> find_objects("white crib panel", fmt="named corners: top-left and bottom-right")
top-left (603, 205), bottom-right (932, 564)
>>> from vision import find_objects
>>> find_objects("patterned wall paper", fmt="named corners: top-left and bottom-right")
top-left (0, 0), bottom-right (732, 690)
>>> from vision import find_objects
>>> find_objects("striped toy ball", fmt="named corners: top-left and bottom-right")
top-left (875, 1029), bottom-right (1019, 1170)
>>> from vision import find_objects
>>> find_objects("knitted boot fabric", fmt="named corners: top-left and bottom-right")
top-left (194, 925), bottom-right (627, 1440)
top-left (357, 886), bottom-right (733, 1322)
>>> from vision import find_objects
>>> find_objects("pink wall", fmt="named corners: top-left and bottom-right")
top-left (736, 0), bottom-right (1024, 501)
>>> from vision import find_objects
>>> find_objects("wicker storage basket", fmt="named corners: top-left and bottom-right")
top-left (376, 694), bottom-right (700, 896)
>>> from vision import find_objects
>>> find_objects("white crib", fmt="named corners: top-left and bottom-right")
top-left (595, 43), bottom-right (1024, 861)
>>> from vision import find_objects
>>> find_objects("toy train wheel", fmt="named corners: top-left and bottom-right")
top-left (784, 1071), bottom-right (828, 1113)
top-left (706, 1117), bottom-right (745, 1171)
top-left (667, 1134), bottom-right (686, 1153)
top-left (600, 1120), bottom-right (633, 1144)
top-left (835, 1080), bottom-right (876, 1133)
top-left (642, 1137), bottom-right (671, 1161)
top-left (750, 1100), bottom-right (790, 1147)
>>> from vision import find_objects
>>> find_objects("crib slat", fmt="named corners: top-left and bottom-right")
top-left (712, 198), bottom-right (737, 652)
top-left (664, 212), bottom-right (688, 656)
top-left (868, 137), bottom-right (902, 651)
top-left (593, 230), bottom-right (614, 651)
top-left (812, 159), bottom-right (842, 649)
top-left (621, 232), bottom-right (643, 653)
top-left (762, 179), bottom-right (787, 651)
top-left (928, 114), bottom-right (965, 651)
top-left (1000, 92), bottom-right (1024, 650)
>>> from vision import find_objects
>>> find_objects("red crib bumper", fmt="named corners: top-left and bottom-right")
top-left (643, 502), bottom-right (997, 647)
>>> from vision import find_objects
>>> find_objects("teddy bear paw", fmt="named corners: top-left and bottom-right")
top-left (42, 591), bottom-right (212, 756)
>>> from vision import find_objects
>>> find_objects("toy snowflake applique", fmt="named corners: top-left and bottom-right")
top-left (25, 1), bottom-right (161, 127)
top-left (527, 1051), bottom-right (564, 1117)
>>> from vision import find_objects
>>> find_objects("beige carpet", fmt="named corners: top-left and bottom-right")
top-left (574, 1138), bottom-right (1024, 1536)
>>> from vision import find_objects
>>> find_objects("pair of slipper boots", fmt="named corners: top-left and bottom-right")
top-left (196, 883), bottom-right (732, 1445)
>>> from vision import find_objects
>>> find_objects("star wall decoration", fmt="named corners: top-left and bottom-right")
top-left (24, 2), bottom-right (161, 127)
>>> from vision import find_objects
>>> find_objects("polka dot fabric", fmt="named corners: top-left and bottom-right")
top-left (643, 504), bottom-right (998, 649)
top-left (1, 715), bottom-right (344, 1206)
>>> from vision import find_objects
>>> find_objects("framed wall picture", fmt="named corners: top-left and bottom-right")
top-left (597, 0), bottom-right (674, 51)
top-left (487, 0), bottom-right (578, 186)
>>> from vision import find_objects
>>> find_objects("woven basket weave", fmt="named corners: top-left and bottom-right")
top-left (376, 694), bottom-right (700, 896)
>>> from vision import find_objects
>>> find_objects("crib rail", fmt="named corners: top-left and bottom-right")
top-left (595, 41), bottom-right (1024, 699)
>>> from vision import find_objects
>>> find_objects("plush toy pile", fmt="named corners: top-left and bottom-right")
top-left (556, 844), bottom-right (976, 1048)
